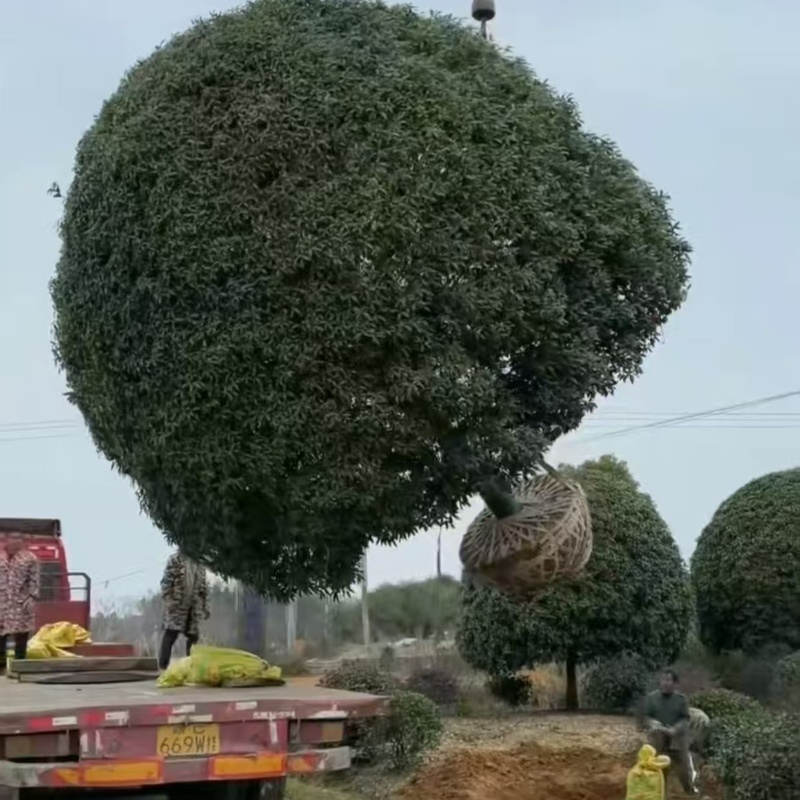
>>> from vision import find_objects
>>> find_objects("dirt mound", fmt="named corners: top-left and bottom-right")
top-left (399, 744), bottom-right (630, 800)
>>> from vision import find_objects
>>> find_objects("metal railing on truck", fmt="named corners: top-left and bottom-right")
top-left (34, 572), bottom-right (91, 631)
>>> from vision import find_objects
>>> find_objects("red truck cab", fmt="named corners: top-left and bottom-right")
top-left (0, 519), bottom-right (90, 632)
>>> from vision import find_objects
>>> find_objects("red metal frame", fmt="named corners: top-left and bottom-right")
top-left (34, 571), bottom-right (91, 631)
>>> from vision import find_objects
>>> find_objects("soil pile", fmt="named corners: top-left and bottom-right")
top-left (399, 745), bottom-right (628, 800)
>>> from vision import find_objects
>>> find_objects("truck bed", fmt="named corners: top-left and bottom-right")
top-left (0, 679), bottom-right (386, 734)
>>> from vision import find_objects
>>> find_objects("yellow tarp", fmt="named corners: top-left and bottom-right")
top-left (626, 744), bottom-right (671, 800)
top-left (157, 645), bottom-right (283, 688)
top-left (26, 622), bottom-right (91, 659)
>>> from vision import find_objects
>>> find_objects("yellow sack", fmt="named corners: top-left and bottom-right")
top-left (26, 622), bottom-right (92, 659)
top-left (626, 744), bottom-right (671, 800)
top-left (156, 646), bottom-right (282, 688)
top-left (157, 656), bottom-right (193, 688)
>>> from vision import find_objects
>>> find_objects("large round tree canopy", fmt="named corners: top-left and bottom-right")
top-left (52, 0), bottom-right (690, 599)
top-left (456, 456), bottom-right (693, 703)
top-left (692, 469), bottom-right (800, 654)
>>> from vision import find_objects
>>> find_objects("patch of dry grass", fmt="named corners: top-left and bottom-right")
top-left (286, 778), bottom-right (365, 800)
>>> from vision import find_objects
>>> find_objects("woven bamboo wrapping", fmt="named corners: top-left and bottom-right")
top-left (459, 470), bottom-right (592, 599)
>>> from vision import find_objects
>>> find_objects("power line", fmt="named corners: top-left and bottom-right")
top-left (0, 433), bottom-right (81, 443)
top-left (3, 390), bottom-right (800, 449)
top-left (0, 419), bottom-right (81, 431)
top-left (97, 563), bottom-right (163, 589)
top-left (575, 389), bottom-right (800, 443)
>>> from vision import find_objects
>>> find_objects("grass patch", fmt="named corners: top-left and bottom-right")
top-left (286, 778), bottom-right (365, 800)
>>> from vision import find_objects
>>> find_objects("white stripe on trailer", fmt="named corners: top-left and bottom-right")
top-left (51, 716), bottom-right (78, 727)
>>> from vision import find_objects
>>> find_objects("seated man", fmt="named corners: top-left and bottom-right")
top-left (644, 669), bottom-right (698, 796)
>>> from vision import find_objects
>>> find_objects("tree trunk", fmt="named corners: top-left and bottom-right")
top-left (478, 477), bottom-right (521, 519)
top-left (565, 651), bottom-right (579, 710)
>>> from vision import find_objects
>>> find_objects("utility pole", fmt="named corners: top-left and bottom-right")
top-left (436, 527), bottom-right (442, 579)
top-left (285, 599), bottom-right (297, 656)
top-left (360, 553), bottom-right (370, 648)
top-left (322, 596), bottom-right (331, 655)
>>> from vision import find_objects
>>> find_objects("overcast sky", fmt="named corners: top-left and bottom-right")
top-left (1, 0), bottom-right (798, 607)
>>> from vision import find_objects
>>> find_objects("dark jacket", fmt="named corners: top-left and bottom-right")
top-left (644, 689), bottom-right (690, 731)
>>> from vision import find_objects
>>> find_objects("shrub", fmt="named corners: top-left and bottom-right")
top-left (318, 662), bottom-right (442, 770)
top-left (582, 655), bottom-right (650, 712)
top-left (692, 469), bottom-right (800, 655)
top-left (407, 666), bottom-right (459, 709)
top-left (319, 660), bottom-right (397, 695)
top-left (711, 709), bottom-right (800, 800)
top-left (378, 646), bottom-right (395, 672)
top-left (690, 687), bottom-right (762, 722)
top-left (713, 646), bottom-right (792, 702)
top-left (487, 674), bottom-right (532, 708)
top-left (318, 660), bottom-right (397, 765)
top-left (690, 689), bottom-right (763, 759)
top-left (773, 651), bottom-right (800, 710)
top-left (382, 691), bottom-right (443, 771)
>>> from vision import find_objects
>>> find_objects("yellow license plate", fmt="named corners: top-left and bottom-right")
top-left (156, 724), bottom-right (221, 757)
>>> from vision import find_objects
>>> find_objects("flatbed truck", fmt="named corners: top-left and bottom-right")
top-left (0, 678), bottom-right (386, 799)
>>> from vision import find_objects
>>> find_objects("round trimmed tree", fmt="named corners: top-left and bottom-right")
top-left (456, 456), bottom-right (692, 708)
top-left (692, 469), bottom-right (800, 654)
top-left (51, 0), bottom-right (690, 599)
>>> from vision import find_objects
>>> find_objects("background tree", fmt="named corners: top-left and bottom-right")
top-left (51, 0), bottom-right (690, 599)
top-left (456, 456), bottom-right (693, 709)
top-left (691, 468), bottom-right (800, 654)
top-left (333, 576), bottom-right (460, 643)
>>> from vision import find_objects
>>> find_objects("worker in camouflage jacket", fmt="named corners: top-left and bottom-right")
top-left (0, 534), bottom-right (40, 671)
top-left (158, 551), bottom-right (210, 670)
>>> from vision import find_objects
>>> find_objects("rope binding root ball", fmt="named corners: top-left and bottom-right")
top-left (459, 463), bottom-right (593, 600)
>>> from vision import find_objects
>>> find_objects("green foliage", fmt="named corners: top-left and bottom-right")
top-left (382, 691), bottom-right (443, 770)
top-left (486, 674), bottom-right (532, 707)
top-left (582, 654), bottom-right (650, 712)
top-left (711, 709), bottom-right (800, 800)
top-left (712, 646), bottom-right (792, 703)
top-left (774, 651), bottom-right (800, 689)
top-left (52, 0), bottom-right (690, 599)
top-left (691, 469), bottom-right (800, 654)
top-left (406, 665), bottom-right (459, 708)
top-left (319, 660), bottom-right (397, 696)
top-left (689, 688), bottom-right (761, 722)
top-left (319, 660), bottom-right (398, 767)
top-left (773, 651), bottom-right (800, 710)
top-left (333, 578), bottom-right (460, 643)
top-left (456, 457), bottom-right (693, 700)
top-left (319, 664), bottom-right (442, 770)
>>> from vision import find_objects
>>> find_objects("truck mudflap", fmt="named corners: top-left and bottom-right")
top-left (0, 745), bottom-right (351, 789)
